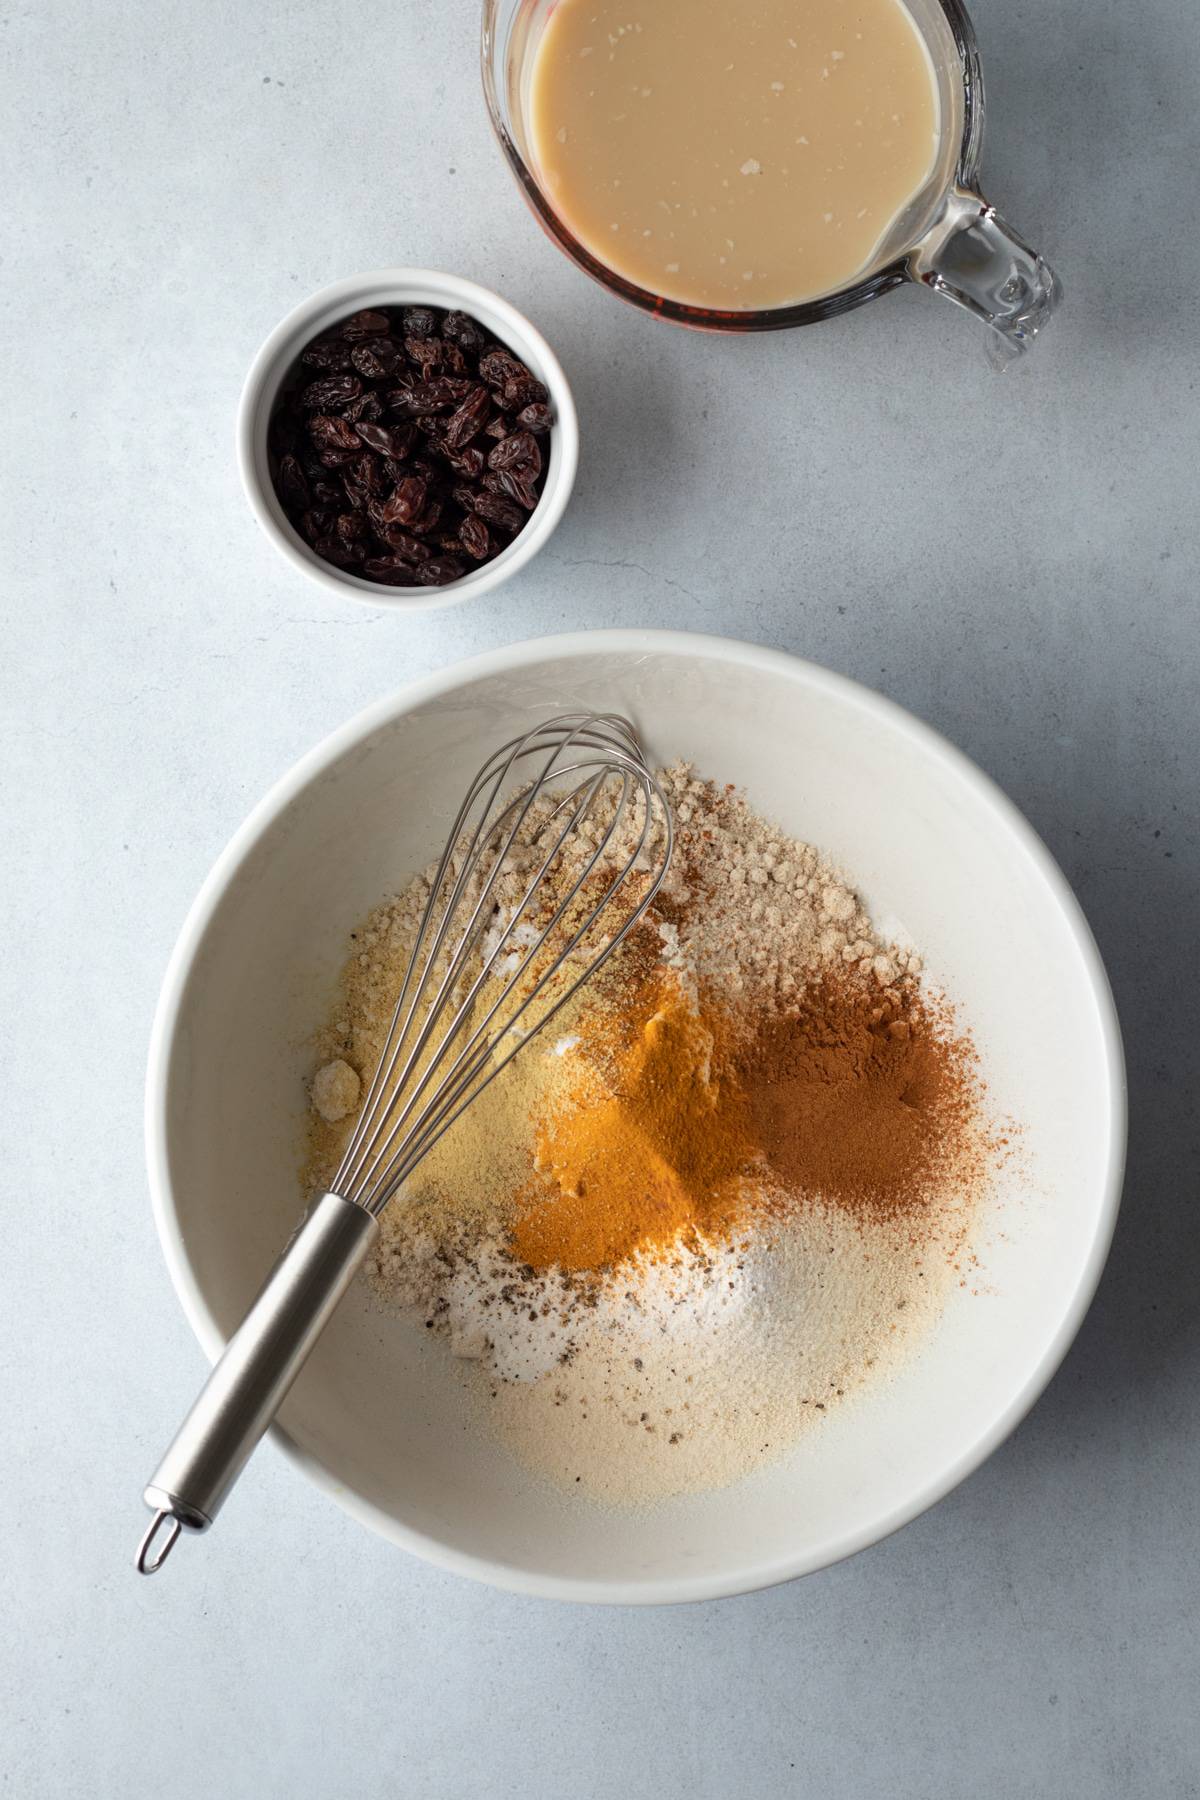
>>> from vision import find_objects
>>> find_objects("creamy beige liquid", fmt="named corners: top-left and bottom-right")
top-left (528, 0), bottom-right (940, 311)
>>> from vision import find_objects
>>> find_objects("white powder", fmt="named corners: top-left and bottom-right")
top-left (365, 1195), bottom-right (967, 1506)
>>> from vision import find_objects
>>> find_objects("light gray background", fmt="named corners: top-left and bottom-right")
top-left (3, 0), bottom-right (1197, 1793)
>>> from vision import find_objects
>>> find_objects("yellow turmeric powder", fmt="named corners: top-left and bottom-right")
top-left (510, 977), bottom-right (756, 1272)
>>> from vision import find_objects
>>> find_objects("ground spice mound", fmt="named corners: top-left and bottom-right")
top-left (738, 972), bottom-right (979, 1221)
top-left (506, 964), bottom-right (981, 1272)
top-left (512, 981), bottom-right (756, 1272)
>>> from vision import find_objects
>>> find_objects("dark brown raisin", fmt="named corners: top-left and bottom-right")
top-left (301, 374), bottom-right (362, 410)
top-left (300, 507), bottom-right (334, 540)
top-left (404, 335), bottom-right (446, 372)
top-left (408, 497), bottom-right (443, 537)
top-left (309, 414), bottom-right (361, 451)
top-left (415, 557), bottom-right (466, 586)
top-left (444, 386), bottom-right (491, 450)
top-left (363, 556), bottom-right (419, 586)
top-left (501, 373), bottom-right (548, 412)
top-left (313, 534), bottom-right (365, 566)
top-left (341, 390), bottom-right (383, 424)
top-left (342, 309), bottom-right (391, 340)
top-left (516, 402), bottom-right (552, 434)
top-left (277, 454), bottom-right (309, 515)
top-left (485, 468), bottom-right (539, 510)
top-left (336, 511), bottom-right (367, 542)
top-left (445, 446), bottom-right (485, 479)
top-left (443, 310), bottom-right (488, 353)
top-left (459, 514), bottom-right (490, 561)
top-left (472, 491), bottom-right (525, 533)
top-left (478, 348), bottom-right (529, 389)
top-left (401, 306), bottom-right (440, 339)
top-left (488, 430), bottom-right (541, 478)
top-left (301, 337), bottom-right (354, 371)
top-left (350, 453), bottom-right (386, 496)
top-left (390, 377), bottom-right (473, 416)
top-left (382, 476), bottom-right (427, 526)
top-left (354, 420), bottom-right (414, 458)
top-left (377, 522), bottom-right (432, 561)
top-left (484, 416), bottom-right (509, 440)
top-left (441, 340), bottom-right (468, 375)
top-left (311, 477), bottom-right (343, 507)
top-left (318, 446), bottom-right (363, 468)
top-left (350, 339), bottom-right (402, 380)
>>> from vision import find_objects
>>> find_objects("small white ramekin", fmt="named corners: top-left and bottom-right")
top-left (236, 269), bottom-right (579, 613)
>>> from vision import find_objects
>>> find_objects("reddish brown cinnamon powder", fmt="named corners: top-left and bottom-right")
top-left (737, 971), bottom-right (978, 1220)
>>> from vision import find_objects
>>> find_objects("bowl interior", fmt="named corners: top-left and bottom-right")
top-left (154, 638), bottom-right (1121, 1599)
top-left (241, 270), bottom-right (577, 609)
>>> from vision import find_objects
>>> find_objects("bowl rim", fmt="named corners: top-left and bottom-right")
top-left (144, 628), bottom-right (1126, 1604)
top-left (236, 267), bottom-right (580, 614)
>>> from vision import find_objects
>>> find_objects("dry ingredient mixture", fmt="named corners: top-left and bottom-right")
top-left (303, 764), bottom-right (992, 1506)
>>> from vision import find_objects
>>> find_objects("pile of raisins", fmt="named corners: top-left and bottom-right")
top-left (268, 305), bottom-right (552, 588)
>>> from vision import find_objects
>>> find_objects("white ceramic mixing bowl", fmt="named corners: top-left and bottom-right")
top-left (145, 631), bottom-right (1124, 1602)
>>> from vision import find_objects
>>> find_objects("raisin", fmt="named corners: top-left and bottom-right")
top-left (472, 491), bottom-right (524, 533)
top-left (484, 417), bottom-right (509, 440)
top-left (442, 310), bottom-right (488, 352)
top-left (351, 454), bottom-right (385, 497)
top-left (401, 306), bottom-right (440, 339)
top-left (415, 556), bottom-right (466, 586)
top-left (485, 468), bottom-right (539, 510)
top-left (408, 497), bottom-right (443, 537)
top-left (488, 431), bottom-right (541, 478)
top-left (277, 454), bottom-right (309, 515)
top-left (404, 335), bottom-right (445, 372)
top-left (336, 511), bottom-right (367, 542)
top-left (341, 390), bottom-right (383, 424)
top-left (382, 476), bottom-right (427, 526)
top-left (390, 377), bottom-right (473, 416)
top-left (515, 402), bottom-right (552, 434)
top-left (478, 348), bottom-right (528, 388)
top-left (444, 386), bottom-right (491, 450)
top-left (300, 374), bottom-right (362, 410)
top-left (363, 557), bottom-right (419, 586)
top-left (300, 507), bottom-right (334, 540)
top-left (377, 523), bottom-right (432, 561)
top-left (309, 414), bottom-right (361, 451)
top-left (445, 446), bottom-right (485, 479)
top-left (354, 420), bottom-right (413, 458)
top-left (301, 337), bottom-right (354, 371)
top-left (459, 514), bottom-right (490, 560)
top-left (342, 309), bottom-right (391, 340)
top-left (350, 338), bottom-right (402, 380)
top-left (501, 373), bottom-right (548, 411)
top-left (313, 534), bottom-right (365, 567)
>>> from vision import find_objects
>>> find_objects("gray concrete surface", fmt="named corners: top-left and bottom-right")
top-left (3, 0), bottom-right (1198, 1793)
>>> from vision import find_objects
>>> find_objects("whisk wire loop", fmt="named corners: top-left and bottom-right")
top-left (331, 713), bottom-right (671, 1216)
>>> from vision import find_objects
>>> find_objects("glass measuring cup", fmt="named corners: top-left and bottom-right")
top-left (482, 0), bottom-right (1061, 364)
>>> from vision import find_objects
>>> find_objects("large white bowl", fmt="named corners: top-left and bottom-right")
top-left (146, 631), bottom-right (1125, 1603)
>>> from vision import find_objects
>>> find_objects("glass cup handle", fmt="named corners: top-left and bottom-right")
top-left (906, 184), bottom-right (1063, 368)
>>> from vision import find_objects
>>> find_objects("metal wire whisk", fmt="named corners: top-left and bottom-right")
top-left (136, 713), bottom-right (672, 1573)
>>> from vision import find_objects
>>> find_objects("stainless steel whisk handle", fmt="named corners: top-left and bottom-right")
top-left (135, 1192), bottom-right (378, 1574)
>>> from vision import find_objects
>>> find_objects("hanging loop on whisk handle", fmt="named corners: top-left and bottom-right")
top-left (135, 1191), bottom-right (378, 1572)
